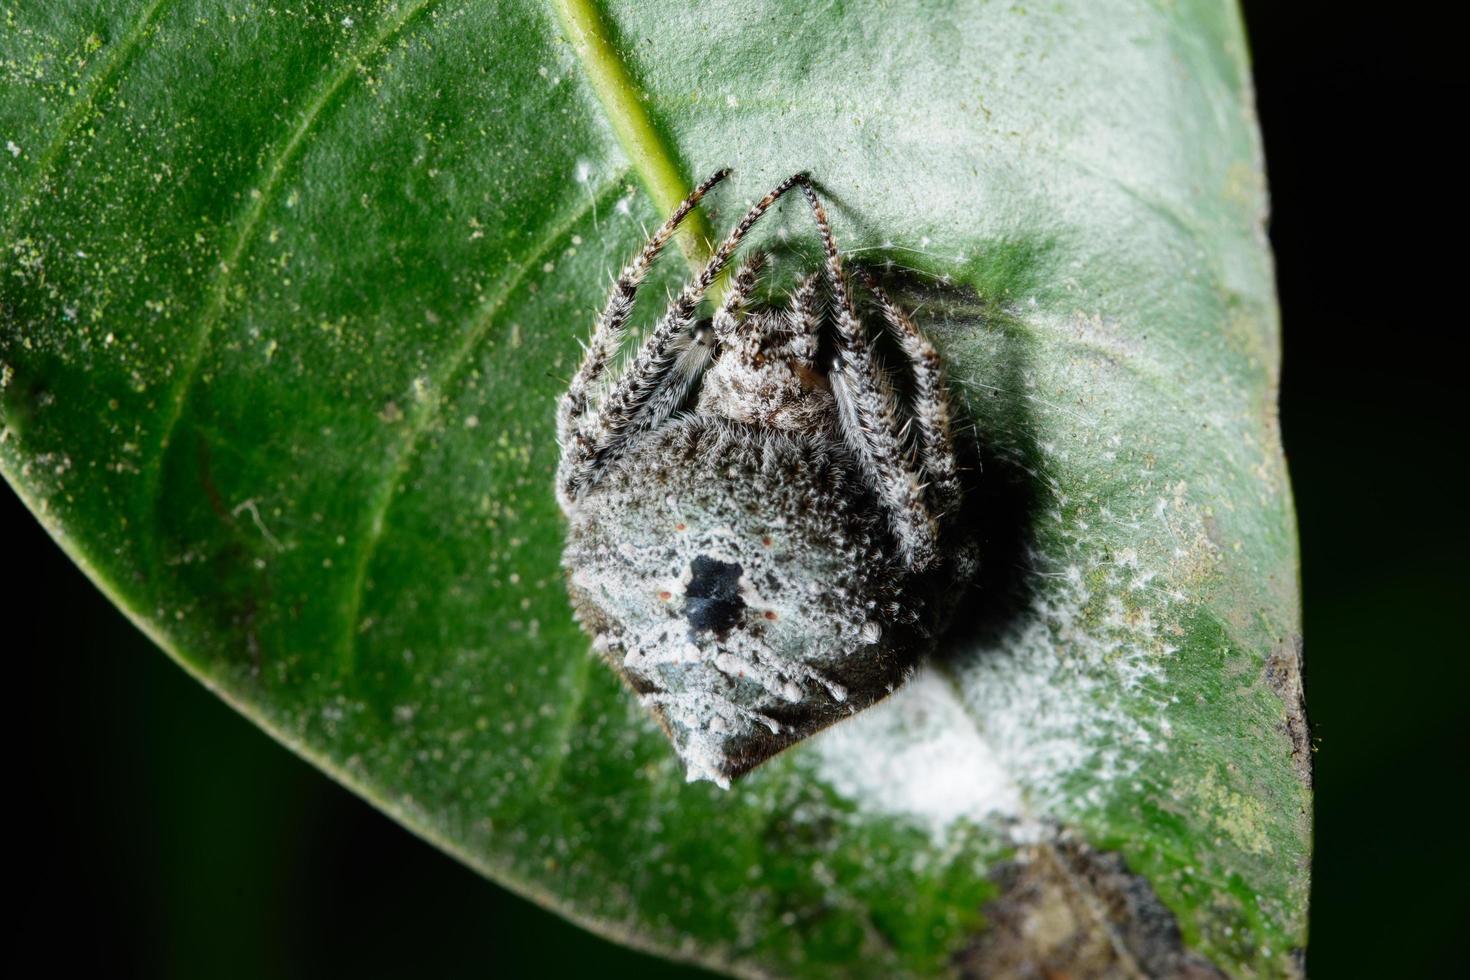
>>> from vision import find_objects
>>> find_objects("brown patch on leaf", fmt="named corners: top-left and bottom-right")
top-left (1265, 633), bottom-right (1312, 789)
top-left (955, 838), bottom-right (1226, 980)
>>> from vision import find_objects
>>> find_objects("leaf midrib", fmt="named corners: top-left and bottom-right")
top-left (551, 0), bottom-right (718, 273)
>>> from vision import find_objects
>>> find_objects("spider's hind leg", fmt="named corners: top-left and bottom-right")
top-left (796, 181), bottom-right (939, 571)
top-left (861, 272), bottom-right (961, 519)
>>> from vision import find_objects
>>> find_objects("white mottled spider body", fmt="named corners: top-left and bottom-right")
top-left (557, 170), bottom-right (977, 787)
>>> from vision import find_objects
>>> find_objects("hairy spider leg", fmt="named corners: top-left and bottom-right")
top-left (557, 168), bottom-right (731, 505)
top-left (796, 181), bottom-right (939, 571)
top-left (710, 251), bottom-right (767, 350)
top-left (772, 272), bottom-right (824, 372)
top-left (860, 272), bottom-right (961, 518)
top-left (566, 172), bottom-right (810, 500)
top-left (604, 250), bottom-right (768, 451)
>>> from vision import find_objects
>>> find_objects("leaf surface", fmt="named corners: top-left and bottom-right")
top-left (1, 1), bottom-right (1307, 975)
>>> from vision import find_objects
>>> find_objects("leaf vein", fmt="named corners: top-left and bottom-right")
top-left (537, 651), bottom-right (596, 793)
top-left (335, 175), bottom-right (629, 677)
top-left (0, 0), bottom-right (176, 236)
top-left (141, 0), bottom-right (443, 536)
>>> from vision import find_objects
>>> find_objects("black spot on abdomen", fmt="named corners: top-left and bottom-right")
top-left (684, 555), bottom-right (745, 639)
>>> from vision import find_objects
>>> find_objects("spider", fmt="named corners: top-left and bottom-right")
top-left (556, 169), bottom-right (978, 788)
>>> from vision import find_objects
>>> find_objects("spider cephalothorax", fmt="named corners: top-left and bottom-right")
top-left (556, 170), bottom-right (977, 787)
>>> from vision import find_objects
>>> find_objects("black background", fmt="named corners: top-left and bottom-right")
top-left (4, 4), bottom-right (1461, 975)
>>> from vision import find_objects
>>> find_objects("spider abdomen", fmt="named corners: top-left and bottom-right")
top-left (563, 417), bottom-right (926, 785)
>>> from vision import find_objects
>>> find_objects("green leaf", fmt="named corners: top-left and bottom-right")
top-left (1, 0), bottom-right (1308, 976)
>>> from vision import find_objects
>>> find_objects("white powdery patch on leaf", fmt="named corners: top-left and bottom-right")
top-left (955, 545), bottom-right (1169, 818)
top-left (807, 668), bottom-right (1022, 838)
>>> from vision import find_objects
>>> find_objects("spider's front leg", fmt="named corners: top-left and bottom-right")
top-left (796, 181), bottom-right (939, 571)
top-left (572, 172), bottom-right (810, 496)
top-left (710, 250), bottom-right (767, 349)
top-left (592, 253), bottom-right (767, 462)
top-left (557, 169), bottom-right (729, 508)
top-left (756, 271), bottom-right (822, 372)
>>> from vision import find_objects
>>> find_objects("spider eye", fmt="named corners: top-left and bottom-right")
top-left (691, 320), bottom-right (717, 348)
